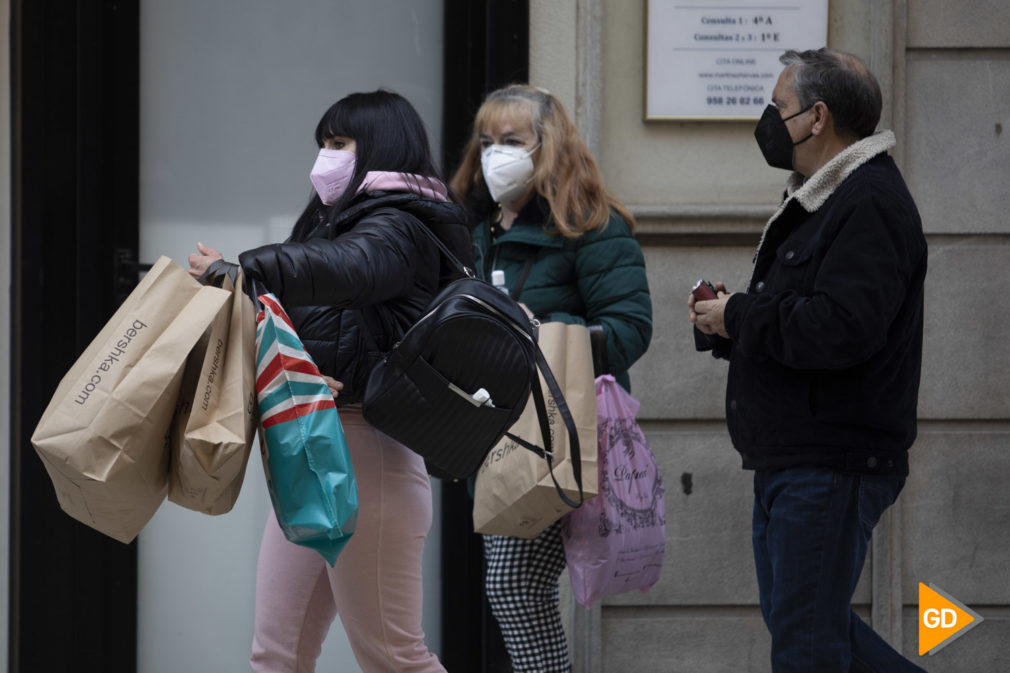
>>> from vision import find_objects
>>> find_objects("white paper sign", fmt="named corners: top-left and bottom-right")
top-left (646, 0), bottom-right (829, 120)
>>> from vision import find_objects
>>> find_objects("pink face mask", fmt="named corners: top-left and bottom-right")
top-left (309, 149), bottom-right (356, 205)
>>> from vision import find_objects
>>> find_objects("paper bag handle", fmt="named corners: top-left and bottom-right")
top-left (504, 341), bottom-right (584, 509)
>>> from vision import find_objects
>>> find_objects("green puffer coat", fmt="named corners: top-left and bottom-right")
top-left (471, 196), bottom-right (653, 391)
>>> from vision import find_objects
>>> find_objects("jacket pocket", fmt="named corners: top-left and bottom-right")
top-left (775, 239), bottom-right (814, 268)
top-left (760, 240), bottom-right (815, 295)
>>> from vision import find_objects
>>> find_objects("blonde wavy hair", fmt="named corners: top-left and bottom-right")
top-left (449, 84), bottom-right (634, 237)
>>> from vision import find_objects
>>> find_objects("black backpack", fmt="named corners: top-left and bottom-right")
top-left (357, 214), bottom-right (583, 503)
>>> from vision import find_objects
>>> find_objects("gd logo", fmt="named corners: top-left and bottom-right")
top-left (922, 607), bottom-right (957, 629)
top-left (918, 583), bottom-right (984, 656)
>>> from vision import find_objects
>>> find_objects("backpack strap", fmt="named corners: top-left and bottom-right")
top-left (374, 206), bottom-right (475, 280)
top-left (353, 207), bottom-right (472, 353)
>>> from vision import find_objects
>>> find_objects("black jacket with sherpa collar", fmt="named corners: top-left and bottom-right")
top-left (702, 131), bottom-right (927, 476)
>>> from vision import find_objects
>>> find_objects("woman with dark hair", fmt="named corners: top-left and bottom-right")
top-left (450, 84), bottom-right (652, 672)
top-left (189, 89), bottom-right (469, 673)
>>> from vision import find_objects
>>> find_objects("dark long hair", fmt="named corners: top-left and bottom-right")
top-left (290, 89), bottom-right (443, 241)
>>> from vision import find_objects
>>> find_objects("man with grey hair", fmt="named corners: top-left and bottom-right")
top-left (690, 48), bottom-right (928, 672)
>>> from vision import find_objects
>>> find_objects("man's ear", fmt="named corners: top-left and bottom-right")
top-left (810, 100), bottom-right (832, 137)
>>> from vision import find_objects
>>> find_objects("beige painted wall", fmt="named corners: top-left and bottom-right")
top-left (530, 0), bottom-right (577, 114)
top-left (531, 1), bottom-right (1009, 671)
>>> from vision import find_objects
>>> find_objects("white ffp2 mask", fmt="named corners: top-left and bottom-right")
top-left (480, 144), bottom-right (538, 205)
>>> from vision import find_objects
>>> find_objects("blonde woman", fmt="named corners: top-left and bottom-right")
top-left (450, 84), bottom-right (652, 672)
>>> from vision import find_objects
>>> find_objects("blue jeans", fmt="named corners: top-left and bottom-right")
top-left (752, 467), bottom-right (926, 673)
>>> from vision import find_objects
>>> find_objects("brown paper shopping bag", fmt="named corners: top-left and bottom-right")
top-left (31, 256), bottom-right (230, 543)
top-left (473, 322), bottom-right (598, 538)
top-left (170, 267), bottom-right (257, 515)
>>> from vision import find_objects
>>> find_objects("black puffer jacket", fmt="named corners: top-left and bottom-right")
top-left (239, 191), bottom-right (473, 405)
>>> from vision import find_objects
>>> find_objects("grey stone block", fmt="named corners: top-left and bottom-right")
top-left (605, 428), bottom-right (758, 605)
top-left (600, 606), bottom-right (884, 672)
top-left (918, 239), bottom-right (1010, 419)
top-left (904, 54), bottom-right (1010, 234)
top-left (597, 427), bottom-right (873, 606)
top-left (902, 428), bottom-right (1010, 602)
top-left (601, 608), bottom-right (772, 673)
top-left (631, 245), bottom-right (755, 421)
top-left (634, 237), bottom-right (1010, 421)
top-left (907, 0), bottom-right (1010, 48)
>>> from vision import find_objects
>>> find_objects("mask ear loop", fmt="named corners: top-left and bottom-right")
top-left (781, 103), bottom-right (814, 122)
top-left (783, 103), bottom-right (816, 146)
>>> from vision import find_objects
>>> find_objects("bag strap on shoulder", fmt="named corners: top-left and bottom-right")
top-left (373, 206), bottom-right (475, 280)
top-left (353, 207), bottom-right (469, 353)
top-left (504, 341), bottom-right (585, 509)
top-left (508, 251), bottom-right (537, 301)
top-left (354, 206), bottom-right (477, 350)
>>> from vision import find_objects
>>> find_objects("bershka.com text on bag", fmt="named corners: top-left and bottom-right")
top-left (200, 336), bottom-right (225, 412)
top-left (74, 319), bottom-right (148, 406)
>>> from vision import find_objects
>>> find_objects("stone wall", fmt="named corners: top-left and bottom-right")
top-left (531, 1), bottom-right (1010, 670)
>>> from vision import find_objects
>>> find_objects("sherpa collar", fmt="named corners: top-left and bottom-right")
top-left (756, 130), bottom-right (896, 254)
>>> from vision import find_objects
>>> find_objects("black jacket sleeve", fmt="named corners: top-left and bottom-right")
top-left (694, 326), bottom-right (733, 360)
top-left (238, 208), bottom-right (435, 310)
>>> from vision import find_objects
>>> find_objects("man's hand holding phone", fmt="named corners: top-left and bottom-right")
top-left (689, 278), bottom-right (731, 338)
top-left (691, 279), bottom-right (718, 301)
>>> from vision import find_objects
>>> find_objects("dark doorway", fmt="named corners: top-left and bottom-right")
top-left (8, 1), bottom-right (528, 670)
top-left (440, 2), bottom-right (529, 671)
top-left (9, 1), bottom-right (141, 671)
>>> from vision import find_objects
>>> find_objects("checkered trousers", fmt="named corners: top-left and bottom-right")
top-left (482, 520), bottom-right (571, 673)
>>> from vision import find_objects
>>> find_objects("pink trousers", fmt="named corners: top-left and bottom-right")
top-left (250, 406), bottom-right (446, 673)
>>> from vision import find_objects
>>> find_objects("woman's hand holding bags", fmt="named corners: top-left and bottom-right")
top-left (169, 265), bottom-right (258, 515)
top-left (31, 256), bottom-right (232, 542)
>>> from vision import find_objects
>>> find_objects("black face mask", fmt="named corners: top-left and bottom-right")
top-left (754, 104), bottom-right (814, 170)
